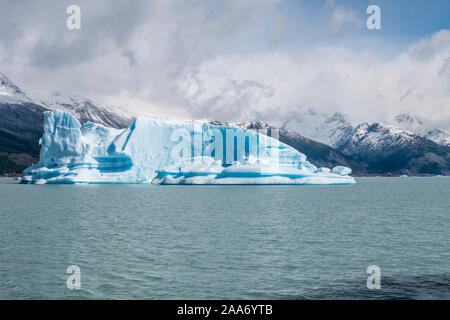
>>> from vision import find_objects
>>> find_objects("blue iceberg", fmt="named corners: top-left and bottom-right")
top-left (21, 110), bottom-right (355, 185)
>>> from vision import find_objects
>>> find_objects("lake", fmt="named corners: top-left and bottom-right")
top-left (0, 177), bottom-right (449, 299)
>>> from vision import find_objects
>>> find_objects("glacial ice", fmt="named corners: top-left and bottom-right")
top-left (21, 110), bottom-right (355, 185)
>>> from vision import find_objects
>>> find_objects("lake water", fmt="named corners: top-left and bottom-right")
top-left (0, 177), bottom-right (449, 299)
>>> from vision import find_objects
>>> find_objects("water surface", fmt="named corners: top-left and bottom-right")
top-left (0, 177), bottom-right (449, 299)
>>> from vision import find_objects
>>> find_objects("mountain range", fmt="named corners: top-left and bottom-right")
top-left (1, 72), bottom-right (449, 176)
top-left (276, 109), bottom-right (450, 175)
top-left (0, 73), bottom-right (132, 175)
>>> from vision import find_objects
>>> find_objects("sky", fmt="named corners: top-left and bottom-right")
top-left (0, 0), bottom-right (449, 130)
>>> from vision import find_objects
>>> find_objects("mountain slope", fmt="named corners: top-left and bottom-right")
top-left (391, 114), bottom-right (426, 134)
top-left (0, 74), bottom-right (32, 105)
top-left (0, 74), bottom-right (132, 175)
top-left (0, 102), bottom-right (47, 175)
top-left (424, 129), bottom-right (450, 147)
top-left (1, 72), bottom-right (449, 177)
top-left (391, 113), bottom-right (450, 147)
top-left (276, 109), bottom-right (450, 175)
top-left (279, 108), bottom-right (354, 147)
top-left (335, 123), bottom-right (450, 175)
top-left (40, 94), bottom-right (132, 129)
top-left (0, 74), bottom-right (48, 174)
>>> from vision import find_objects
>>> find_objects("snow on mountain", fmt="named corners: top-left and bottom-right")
top-left (280, 108), bottom-right (354, 148)
top-left (211, 117), bottom-right (365, 174)
top-left (334, 122), bottom-right (450, 175)
top-left (252, 106), bottom-right (450, 175)
top-left (424, 129), bottom-right (450, 147)
top-left (390, 113), bottom-right (450, 147)
top-left (251, 109), bottom-right (450, 174)
top-left (0, 74), bottom-right (47, 175)
top-left (228, 117), bottom-right (272, 131)
top-left (0, 73), bottom-right (133, 175)
top-left (277, 109), bottom-right (450, 153)
top-left (39, 93), bottom-right (132, 129)
top-left (278, 109), bottom-right (450, 151)
top-left (335, 123), bottom-right (418, 157)
top-left (0, 73), bottom-right (32, 104)
top-left (391, 114), bottom-right (426, 134)
top-left (0, 72), bottom-right (131, 130)
top-left (1, 70), bottom-right (449, 176)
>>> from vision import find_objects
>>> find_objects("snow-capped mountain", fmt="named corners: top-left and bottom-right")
top-left (391, 114), bottom-right (426, 133)
top-left (266, 108), bottom-right (450, 174)
top-left (390, 113), bottom-right (450, 147)
top-left (0, 73), bottom-right (132, 175)
top-left (1, 71), bottom-right (449, 176)
top-left (424, 129), bottom-right (450, 147)
top-left (39, 94), bottom-right (132, 129)
top-left (279, 110), bottom-right (450, 151)
top-left (0, 73), bottom-right (32, 104)
top-left (231, 111), bottom-right (450, 175)
top-left (280, 108), bottom-right (354, 148)
top-left (334, 122), bottom-right (450, 175)
top-left (0, 74), bottom-right (47, 175)
top-left (335, 123), bottom-right (418, 158)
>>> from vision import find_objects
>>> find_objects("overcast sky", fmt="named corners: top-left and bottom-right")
top-left (0, 0), bottom-right (449, 130)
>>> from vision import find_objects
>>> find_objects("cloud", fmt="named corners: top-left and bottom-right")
top-left (439, 57), bottom-right (450, 94)
top-left (176, 30), bottom-right (450, 131)
top-left (0, 0), bottom-right (279, 117)
top-left (177, 64), bottom-right (275, 120)
top-left (0, 0), bottom-right (153, 68)
top-left (328, 7), bottom-right (363, 35)
top-left (410, 29), bottom-right (450, 62)
top-left (0, 1), bottom-right (449, 132)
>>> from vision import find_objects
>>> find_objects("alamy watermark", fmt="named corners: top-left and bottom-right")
top-left (65, 4), bottom-right (381, 31)
top-left (66, 5), bottom-right (81, 30)
top-left (64, 263), bottom-right (381, 291)
top-left (366, 265), bottom-right (381, 289)
top-left (66, 265), bottom-right (81, 290)
top-left (366, 5), bottom-right (381, 30)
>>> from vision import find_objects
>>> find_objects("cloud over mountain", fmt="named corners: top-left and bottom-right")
top-left (0, 1), bottom-right (449, 132)
top-left (176, 30), bottom-right (450, 131)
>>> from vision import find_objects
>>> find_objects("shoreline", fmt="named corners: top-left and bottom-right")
top-left (1, 173), bottom-right (448, 179)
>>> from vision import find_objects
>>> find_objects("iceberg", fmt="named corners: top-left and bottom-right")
top-left (21, 110), bottom-right (355, 185)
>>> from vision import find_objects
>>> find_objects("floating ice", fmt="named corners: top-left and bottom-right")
top-left (331, 166), bottom-right (352, 175)
top-left (153, 157), bottom-right (355, 185)
top-left (21, 110), bottom-right (355, 185)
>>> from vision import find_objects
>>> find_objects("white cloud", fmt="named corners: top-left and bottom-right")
top-left (177, 64), bottom-right (275, 120)
top-left (0, 0), bottom-right (279, 117)
top-left (0, 1), bottom-right (449, 132)
top-left (176, 30), bottom-right (450, 131)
